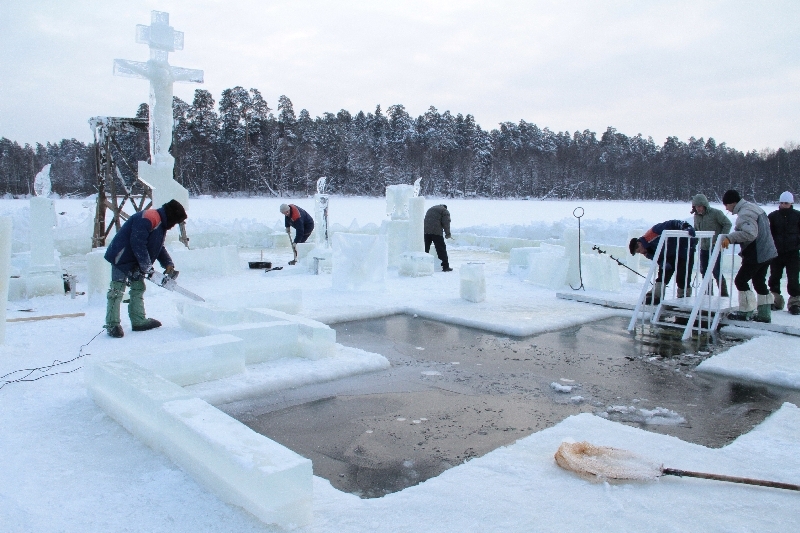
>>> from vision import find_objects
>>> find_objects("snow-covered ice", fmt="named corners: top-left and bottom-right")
top-left (1, 196), bottom-right (799, 532)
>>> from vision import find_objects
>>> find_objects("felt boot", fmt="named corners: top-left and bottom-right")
top-left (754, 293), bottom-right (773, 323)
top-left (728, 290), bottom-right (757, 321)
top-left (127, 279), bottom-right (160, 331)
top-left (645, 282), bottom-right (663, 305)
top-left (772, 292), bottom-right (785, 311)
top-left (788, 296), bottom-right (800, 316)
top-left (105, 281), bottom-right (126, 337)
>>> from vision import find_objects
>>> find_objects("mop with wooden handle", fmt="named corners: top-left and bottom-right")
top-left (554, 441), bottom-right (800, 491)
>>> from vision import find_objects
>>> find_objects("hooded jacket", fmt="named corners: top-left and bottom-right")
top-left (691, 194), bottom-right (732, 250)
top-left (104, 207), bottom-right (174, 274)
top-left (726, 199), bottom-right (778, 264)
top-left (424, 205), bottom-right (451, 238)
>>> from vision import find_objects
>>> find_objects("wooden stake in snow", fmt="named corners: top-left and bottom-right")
top-left (6, 313), bottom-right (86, 323)
top-left (554, 441), bottom-right (800, 491)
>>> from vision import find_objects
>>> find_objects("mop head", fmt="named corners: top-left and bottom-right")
top-left (555, 441), bottom-right (663, 482)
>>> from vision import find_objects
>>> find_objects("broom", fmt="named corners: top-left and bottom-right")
top-left (554, 441), bottom-right (800, 491)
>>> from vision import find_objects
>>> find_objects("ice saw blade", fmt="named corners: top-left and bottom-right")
top-left (148, 271), bottom-right (206, 302)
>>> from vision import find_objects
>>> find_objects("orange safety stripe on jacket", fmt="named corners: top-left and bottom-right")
top-left (142, 209), bottom-right (163, 230)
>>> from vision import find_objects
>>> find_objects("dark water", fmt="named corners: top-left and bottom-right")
top-left (224, 315), bottom-right (800, 498)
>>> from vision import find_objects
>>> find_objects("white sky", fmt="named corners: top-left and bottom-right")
top-left (1, 0), bottom-right (798, 152)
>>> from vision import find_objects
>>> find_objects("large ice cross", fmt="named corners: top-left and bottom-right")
top-left (113, 11), bottom-right (203, 167)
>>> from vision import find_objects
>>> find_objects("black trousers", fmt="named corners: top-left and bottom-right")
top-left (656, 251), bottom-right (695, 289)
top-left (424, 234), bottom-right (449, 269)
top-left (768, 250), bottom-right (800, 297)
top-left (734, 260), bottom-right (770, 294)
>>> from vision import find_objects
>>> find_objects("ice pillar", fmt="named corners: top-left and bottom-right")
top-left (0, 217), bottom-right (11, 344)
top-left (408, 197), bottom-right (425, 252)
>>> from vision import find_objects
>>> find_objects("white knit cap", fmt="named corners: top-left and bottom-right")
top-left (780, 191), bottom-right (794, 203)
top-left (279, 203), bottom-right (290, 213)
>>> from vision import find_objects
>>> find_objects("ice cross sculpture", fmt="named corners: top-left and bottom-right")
top-left (113, 11), bottom-right (203, 168)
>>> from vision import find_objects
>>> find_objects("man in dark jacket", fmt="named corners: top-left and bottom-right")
top-left (424, 204), bottom-right (453, 272)
top-left (629, 219), bottom-right (696, 304)
top-left (768, 191), bottom-right (800, 315)
top-left (691, 193), bottom-right (732, 296)
top-left (280, 203), bottom-right (315, 244)
top-left (720, 189), bottom-right (778, 322)
top-left (104, 199), bottom-right (187, 338)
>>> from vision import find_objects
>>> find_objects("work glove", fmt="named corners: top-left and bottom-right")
top-left (143, 266), bottom-right (155, 279)
top-left (721, 237), bottom-right (731, 250)
top-left (165, 265), bottom-right (175, 275)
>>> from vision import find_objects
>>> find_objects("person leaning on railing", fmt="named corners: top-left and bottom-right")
top-left (691, 193), bottom-right (732, 296)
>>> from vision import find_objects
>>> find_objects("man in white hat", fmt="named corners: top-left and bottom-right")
top-left (768, 191), bottom-right (800, 315)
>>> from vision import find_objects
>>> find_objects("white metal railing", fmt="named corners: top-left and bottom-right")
top-left (628, 230), bottom-right (735, 340)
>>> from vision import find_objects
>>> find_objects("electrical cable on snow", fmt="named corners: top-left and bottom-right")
top-left (0, 328), bottom-right (105, 391)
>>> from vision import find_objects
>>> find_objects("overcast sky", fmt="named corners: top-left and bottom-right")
top-left (1, 0), bottom-right (798, 152)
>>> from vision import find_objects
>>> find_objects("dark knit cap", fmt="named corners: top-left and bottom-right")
top-left (162, 199), bottom-right (187, 229)
top-left (629, 237), bottom-right (639, 256)
top-left (722, 189), bottom-right (741, 205)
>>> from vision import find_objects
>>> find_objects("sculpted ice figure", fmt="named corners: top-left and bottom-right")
top-left (33, 164), bottom-right (52, 197)
top-left (113, 11), bottom-right (202, 207)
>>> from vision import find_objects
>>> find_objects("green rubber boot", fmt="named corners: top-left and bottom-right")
top-left (105, 281), bottom-right (126, 337)
top-left (754, 293), bottom-right (773, 323)
top-left (127, 279), bottom-right (148, 327)
top-left (127, 279), bottom-right (162, 331)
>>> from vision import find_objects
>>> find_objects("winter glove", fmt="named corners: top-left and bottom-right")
top-left (165, 265), bottom-right (175, 275)
top-left (143, 266), bottom-right (155, 279)
top-left (721, 237), bottom-right (731, 250)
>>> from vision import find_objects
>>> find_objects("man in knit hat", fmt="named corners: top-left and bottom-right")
top-left (691, 194), bottom-right (732, 296)
top-left (103, 199), bottom-right (188, 337)
top-left (720, 190), bottom-right (778, 322)
top-left (768, 191), bottom-right (800, 315)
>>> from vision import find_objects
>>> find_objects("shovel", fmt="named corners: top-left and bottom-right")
top-left (555, 441), bottom-right (800, 491)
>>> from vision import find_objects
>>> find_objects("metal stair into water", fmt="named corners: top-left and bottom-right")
top-left (628, 232), bottom-right (733, 340)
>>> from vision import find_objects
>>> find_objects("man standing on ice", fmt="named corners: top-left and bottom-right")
top-left (424, 204), bottom-right (453, 272)
top-left (767, 191), bottom-right (800, 315)
top-left (720, 189), bottom-right (778, 322)
top-left (629, 220), bottom-right (696, 304)
top-left (103, 200), bottom-right (188, 338)
top-left (691, 193), bottom-right (732, 296)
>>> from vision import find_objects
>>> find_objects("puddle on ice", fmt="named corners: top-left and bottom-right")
top-left (222, 315), bottom-right (800, 498)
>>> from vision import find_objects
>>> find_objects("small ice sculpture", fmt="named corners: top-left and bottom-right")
top-left (33, 164), bottom-right (52, 197)
top-left (386, 184), bottom-right (415, 220)
top-left (332, 233), bottom-right (387, 291)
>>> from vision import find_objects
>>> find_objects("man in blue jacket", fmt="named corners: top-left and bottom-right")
top-left (103, 199), bottom-right (188, 338)
top-left (629, 220), bottom-right (697, 304)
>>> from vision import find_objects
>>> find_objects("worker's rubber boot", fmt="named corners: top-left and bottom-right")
top-left (728, 290), bottom-right (757, 321)
top-left (788, 296), bottom-right (800, 316)
top-left (754, 293), bottom-right (773, 323)
top-left (645, 282), bottom-right (664, 305)
top-left (127, 279), bottom-right (161, 331)
top-left (105, 281), bottom-right (126, 338)
top-left (772, 292), bottom-right (785, 311)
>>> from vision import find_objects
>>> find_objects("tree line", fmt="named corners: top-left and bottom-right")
top-left (1, 87), bottom-right (798, 203)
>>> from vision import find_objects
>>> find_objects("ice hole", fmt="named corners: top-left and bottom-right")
top-left (222, 315), bottom-right (800, 499)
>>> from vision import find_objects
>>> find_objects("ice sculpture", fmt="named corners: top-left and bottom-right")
top-left (384, 182), bottom-right (425, 266)
top-left (314, 177), bottom-right (330, 248)
top-left (332, 233), bottom-right (387, 291)
top-left (33, 164), bottom-right (51, 197)
top-left (114, 11), bottom-right (203, 208)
